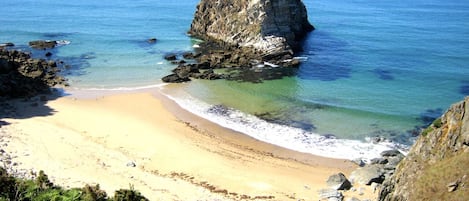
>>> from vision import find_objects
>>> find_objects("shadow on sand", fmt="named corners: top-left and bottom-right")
top-left (0, 89), bottom-right (67, 127)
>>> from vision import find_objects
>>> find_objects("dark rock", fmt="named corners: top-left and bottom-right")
top-left (380, 150), bottom-right (403, 157)
top-left (326, 173), bottom-right (352, 190)
top-left (161, 74), bottom-right (190, 83)
top-left (0, 49), bottom-right (67, 98)
top-left (350, 165), bottom-right (385, 185)
top-left (29, 40), bottom-right (57, 49)
top-left (370, 158), bottom-right (388, 165)
top-left (0, 42), bottom-right (14, 47)
top-left (45, 52), bottom-right (53, 57)
top-left (147, 38), bottom-right (157, 44)
top-left (182, 52), bottom-right (196, 59)
top-left (164, 54), bottom-right (177, 61)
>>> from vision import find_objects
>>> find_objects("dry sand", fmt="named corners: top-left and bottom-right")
top-left (0, 89), bottom-right (377, 201)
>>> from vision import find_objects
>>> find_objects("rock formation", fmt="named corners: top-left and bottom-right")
top-left (189, 0), bottom-right (314, 55)
top-left (378, 97), bottom-right (469, 200)
top-left (0, 48), bottom-right (67, 98)
top-left (163, 0), bottom-right (314, 83)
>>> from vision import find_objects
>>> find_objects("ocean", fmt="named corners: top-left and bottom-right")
top-left (1, 0), bottom-right (468, 160)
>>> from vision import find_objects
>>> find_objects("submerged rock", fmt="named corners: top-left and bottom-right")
top-left (147, 38), bottom-right (157, 44)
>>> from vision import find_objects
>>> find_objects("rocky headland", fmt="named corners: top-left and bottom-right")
top-left (378, 97), bottom-right (469, 200)
top-left (163, 0), bottom-right (314, 83)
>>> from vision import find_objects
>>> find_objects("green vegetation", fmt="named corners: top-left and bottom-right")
top-left (422, 126), bottom-right (434, 137)
top-left (0, 167), bottom-right (148, 201)
top-left (433, 118), bottom-right (443, 128)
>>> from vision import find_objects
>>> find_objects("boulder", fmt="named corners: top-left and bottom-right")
top-left (380, 150), bottom-right (403, 157)
top-left (164, 54), bottom-right (177, 61)
top-left (29, 40), bottom-right (57, 49)
top-left (370, 158), bottom-right (388, 165)
top-left (0, 42), bottom-right (14, 48)
top-left (161, 74), bottom-right (190, 83)
top-left (350, 165), bottom-right (385, 185)
top-left (326, 173), bottom-right (352, 190)
top-left (182, 52), bottom-right (196, 59)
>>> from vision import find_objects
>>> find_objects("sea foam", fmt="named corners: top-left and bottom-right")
top-left (165, 91), bottom-right (406, 162)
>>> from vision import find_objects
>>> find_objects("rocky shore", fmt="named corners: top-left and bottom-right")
top-left (163, 0), bottom-right (314, 83)
top-left (0, 47), bottom-right (67, 98)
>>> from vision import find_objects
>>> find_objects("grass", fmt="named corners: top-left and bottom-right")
top-left (411, 152), bottom-right (469, 201)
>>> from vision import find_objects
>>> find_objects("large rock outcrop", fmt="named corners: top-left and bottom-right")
top-left (162, 0), bottom-right (314, 83)
top-left (378, 97), bottom-right (469, 201)
top-left (188, 0), bottom-right (314, 58)
top-left (0, 48), bottom-right (67, 98)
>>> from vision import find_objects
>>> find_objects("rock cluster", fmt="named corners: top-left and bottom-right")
top-left (318, 150), bottom-right (404, 201)
top-left (163, 0), bottom-right (314, 83)
top-left (0, 48), bottom-right (67, 98)
top-left (350, 150), bottom-right (404, 186)
top-left (378, 97), bottom-right (469, 201)
top-left (162, 41), bottom-right (301, 83)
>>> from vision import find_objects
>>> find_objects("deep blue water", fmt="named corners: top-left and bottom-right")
top-left (1, 0), bottom-right (469, 159)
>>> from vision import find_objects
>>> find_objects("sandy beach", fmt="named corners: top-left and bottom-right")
top-left (0, 88), bottom-right (376, 201)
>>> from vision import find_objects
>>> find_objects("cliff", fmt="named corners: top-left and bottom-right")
top-left (188, 0), bottom-right (314, 57)
top-left (378, 97), bottom-right (469, 200)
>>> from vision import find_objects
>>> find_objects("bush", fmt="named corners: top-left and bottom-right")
top-left (0, 169), bottom-right (149, 201)
top-left (433, 118), bottom-right (442, 128)
top-left (82, 184), bottom-right (108, 201)
top-left (113, 185), bottom-right (149, 201)
top-left (0, 167), bottom-right (16, 200)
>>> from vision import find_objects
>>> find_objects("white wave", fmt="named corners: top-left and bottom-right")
top-left (165, 92), bottom-right (406, 162)
top-left (55, 40), bottom-right (71, 46)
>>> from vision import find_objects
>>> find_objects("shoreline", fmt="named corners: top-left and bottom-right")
top-left (0, 87), bottom-right (377, 200)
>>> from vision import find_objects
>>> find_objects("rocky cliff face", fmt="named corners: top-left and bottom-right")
top-left (378, 97), bottom-right (469, 200)
top-left (189, 0), bottom-right (314, 56)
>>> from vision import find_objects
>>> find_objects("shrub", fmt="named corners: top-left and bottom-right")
top-left (433, 118), bottom-right (442, 128)
top-left (0, 167), bottom-right (16, 200)
top-left (82, 184), bottom-right (108, 201)
top-left (113, 185), bottom-right (149, 201)
top-left (422, 127), bottom-right (434, 137)
top-left (36, 170), bottom-right (53, 190)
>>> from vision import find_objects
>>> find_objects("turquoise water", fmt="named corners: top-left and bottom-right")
top-left (2, 0), bottom-right (469, 159)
